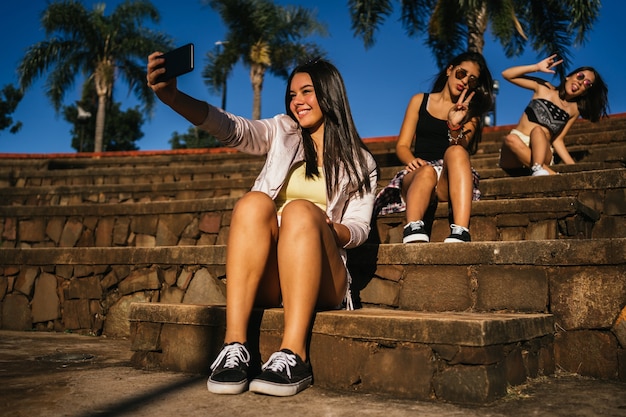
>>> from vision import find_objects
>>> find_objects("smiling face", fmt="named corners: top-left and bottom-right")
top-left (289, 72), bottom-right (324, 134)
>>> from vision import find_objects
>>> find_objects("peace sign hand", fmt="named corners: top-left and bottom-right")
top-left (448, 88), bottom-right (475, 128)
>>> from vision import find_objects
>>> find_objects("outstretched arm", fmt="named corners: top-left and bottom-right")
top-left (146, 51), bottom-right (209, 126)
top-left (502, 54), bottom-right (563, 91)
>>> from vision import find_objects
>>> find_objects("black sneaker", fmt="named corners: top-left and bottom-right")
top-left (207, 342), bottom-right (251, 394)
top-left (403, 221), bottom-right (429, 243)
top-left (249, 349), bottom-right (312, 397)
top-left (444, 224), bottom-right (471, 242)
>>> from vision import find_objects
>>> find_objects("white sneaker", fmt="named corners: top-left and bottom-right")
top-left (531, 164), bottom-right (549, 176)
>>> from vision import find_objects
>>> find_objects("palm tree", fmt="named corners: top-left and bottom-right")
top-left (18, 0), bottom-right (172, 153)
top-left (348, 0), bottom-right (601, 76)
top-left (202, 0), bottom-right (328, 119)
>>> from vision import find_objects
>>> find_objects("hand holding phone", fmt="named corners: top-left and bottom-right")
top-left (155, 43), bottom-right (194, 83)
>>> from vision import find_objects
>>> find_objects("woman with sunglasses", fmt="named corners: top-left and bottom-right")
top-left (376, 51), bottom-right (493, 243)
top-left (498, 55), bottom-right (609, 176)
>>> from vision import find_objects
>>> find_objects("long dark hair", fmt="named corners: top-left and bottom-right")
top-left (432, 52), bottom-right (494, 155)
top-left (558, 66), bottom-right (609, 122)
top-left (284, 59), bottom-right (375, 198)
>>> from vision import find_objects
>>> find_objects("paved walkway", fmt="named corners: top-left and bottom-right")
top-left (1, 330), bottom-right (625, 417)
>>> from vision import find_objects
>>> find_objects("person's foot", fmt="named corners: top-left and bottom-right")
top-left (444, 224), bottom-right (471, 242)
top-left (207, 342), bottom-right (251, 394)
top-left (403, 220), bottom-right (429, 243)
top-left (531, 163), bottom-right (550, 176)
top-left (249, 349), bottom-right (313, 397)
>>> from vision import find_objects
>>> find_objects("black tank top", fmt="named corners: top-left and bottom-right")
top-left (413, 93), bottom-right (449, 161)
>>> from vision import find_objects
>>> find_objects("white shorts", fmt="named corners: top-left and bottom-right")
top-left (509, 129), bottom-right (554, 166)
top-left (510, 128), bottom-right (530, 146)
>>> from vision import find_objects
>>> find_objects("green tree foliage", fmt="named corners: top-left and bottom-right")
top-left (202, 0), bottom-right (327, 119)
top-left (169, 127), bottom-right (222, 149)
top-left (0, 84), bottom-right (23, 134)
top-left (18, 0), bottom-right (172, 152)
top-left (63, 100), bottom-right (144, 152)
top-left (348, 0), bottom-right (601, 76)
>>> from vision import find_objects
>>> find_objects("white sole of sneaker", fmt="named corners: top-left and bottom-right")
top-left (443, 237), bottom-right (467, 243)
top-left (207, 378), bottom-right (249, 395)
top-left (403, 234), bottom-right (429, 243)
top-left (249, 376), bottom-right (312, 397)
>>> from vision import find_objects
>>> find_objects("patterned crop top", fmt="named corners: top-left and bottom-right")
top-left (524, 98), bottom-right (570, 137)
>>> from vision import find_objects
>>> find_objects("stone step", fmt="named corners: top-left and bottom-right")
top-left (1, 115), bottom-right (623, 188)
top-left (476, 128), bottom-right (626, 156)
top-left (1, 191), bottom-right (617, 250)
top-left (1, 155), bottom-right (622, 207)
top-left (0, 148), bottom-right (258, 171)
top-left (469, 143), bottom-right (626, 170)
top-left (0, 160), bottom-right (265, 188)
top-left (2, 239), bottom-right (623, 397)
top-left (379, 160), bottom-right (623, 182)
top-left (478, 114), bottom-right (626, 144)
top-left (128, 302), bottom-right (555, 404)
top-left (375, 196), bottom-right (601, 243)
top-left (477, 168), bottom-right (626, 199)
top-left (1, 125), bottom-right (623, 191)
top-left (0, 176), bottom-right (252, 205)
top-left (0, 197), bottom-right (238, 247)
top-left (2, 239), bottom-right (623, 315)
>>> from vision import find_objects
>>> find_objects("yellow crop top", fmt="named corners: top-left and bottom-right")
top-left (275, 161), bottom-right (326, 213)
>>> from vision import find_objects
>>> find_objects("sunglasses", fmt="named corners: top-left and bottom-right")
top-left (575, 72), bottom-right (593, 89)
top-left (454, 67), bottom-right (479, 89)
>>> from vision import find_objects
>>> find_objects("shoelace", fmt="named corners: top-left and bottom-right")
top-left (450, 225), bottom-right (466, 236)
top-left (262, 351), bottom-right (297, 378)
top-left (210, 343), bottom-right (250, 371)
top-left (407, 220), bottom-right (424, 231)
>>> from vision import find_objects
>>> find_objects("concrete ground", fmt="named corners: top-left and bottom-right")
top-left (1, 330), bottom-right (625, 417)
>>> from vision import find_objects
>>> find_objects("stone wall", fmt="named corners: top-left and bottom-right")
top-left (1, 240), bottom-right (624, 381)
top-left (0, 200), bottom-right (235, 248)
top-left (1, 262), bottom-right (226, 337)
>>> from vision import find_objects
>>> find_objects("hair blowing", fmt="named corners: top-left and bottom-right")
top-left (285, 59), bottom-right (375, 198)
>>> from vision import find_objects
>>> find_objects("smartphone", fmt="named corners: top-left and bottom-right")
top-left (155, 43), bottom-right (194, 83)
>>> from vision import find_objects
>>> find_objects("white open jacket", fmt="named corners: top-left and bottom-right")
top-left (197, 104), bottom-right (379, 309)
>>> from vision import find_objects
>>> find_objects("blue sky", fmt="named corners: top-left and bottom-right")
top-left (1, 1), bottom-right (624, 154)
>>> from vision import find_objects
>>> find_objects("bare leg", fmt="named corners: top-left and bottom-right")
top-left (223, 192), bottom-right (281, 345)
top-left (401, 165), bottom-right (437, 222)
top-left (499, 133), bottom-right (531, 169)
top-left (437, 146), bottom-right (472, 228)
top-left (276, 200), bottom-right (346, 361)
top-left (529, 126), bottom-right (554, 170)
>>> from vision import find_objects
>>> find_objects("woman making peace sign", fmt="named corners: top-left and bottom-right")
top-left (376, 52), bottom-right (494, 243)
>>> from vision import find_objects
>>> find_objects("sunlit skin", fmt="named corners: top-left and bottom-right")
top-left (396, 60), bottom-right (480, 232)
top-left (289, 72), bottom-right (325, 163)
top-left (146, 54), bottom-right (353, 361)
top-left (499, 55), bottom-right (592, 174)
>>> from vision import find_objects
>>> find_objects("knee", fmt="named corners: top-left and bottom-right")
top-left (406, 166), bottom-right (437, 192)
top-left (529, 126), bottom-right (549, 141)
top-left (502, 134), bottom-right (520, 149)
top-left (280, 200), bottom-right (320, 223)
top-left (280, 200), bottom-right (324, 233)
top-left (232, 191), bottom-right (275, 220)
top-left (444, 145), bottom-right (469, 162)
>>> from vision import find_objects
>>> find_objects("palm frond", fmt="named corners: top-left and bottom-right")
top-left (348, 0), bottom-right (394, 48)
